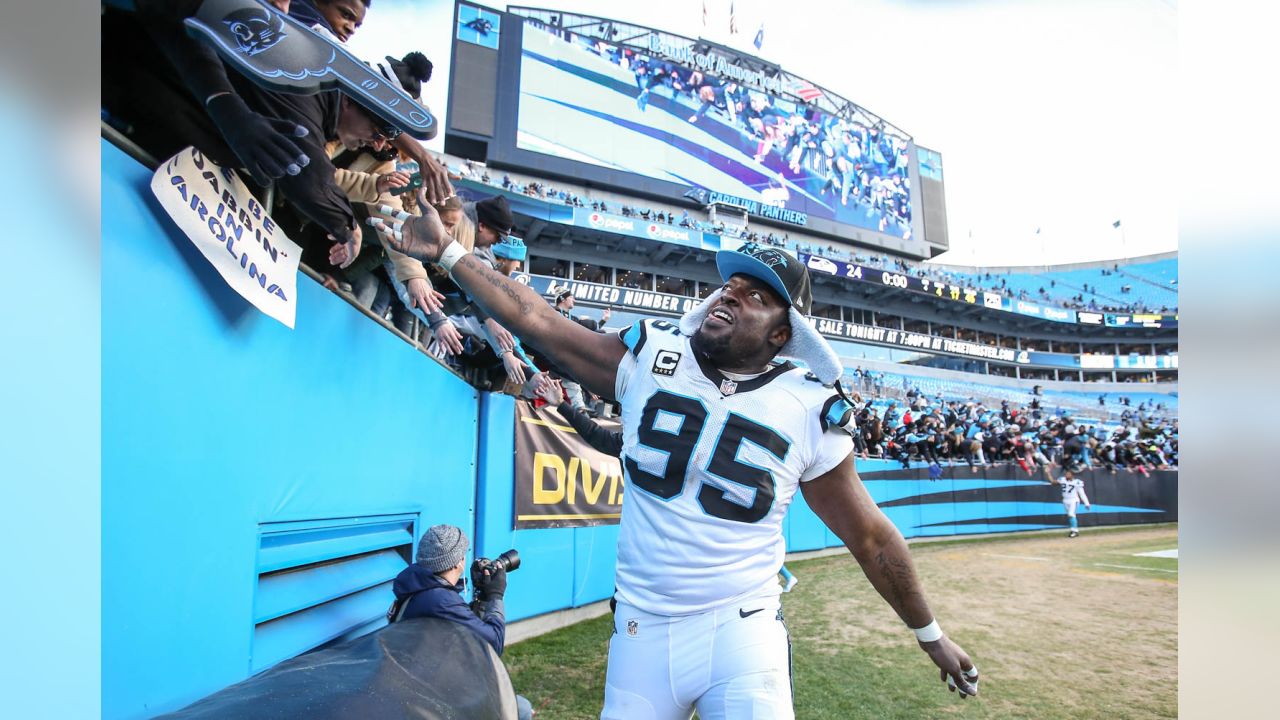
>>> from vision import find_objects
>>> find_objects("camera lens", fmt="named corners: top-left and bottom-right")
top-left (495, 549), bottom-right (520, 573)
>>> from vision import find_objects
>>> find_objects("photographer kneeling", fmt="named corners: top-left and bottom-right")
top-left (390, 525), bottom-right (533, 720)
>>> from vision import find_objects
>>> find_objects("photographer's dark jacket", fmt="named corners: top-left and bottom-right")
top-left (391, 564), bottom-right (506, 655)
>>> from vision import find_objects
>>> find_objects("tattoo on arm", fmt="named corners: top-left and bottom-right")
top-left (875, 549), bottom-right (924, 617)
top-left (456, 254), bottom-right (533, 317)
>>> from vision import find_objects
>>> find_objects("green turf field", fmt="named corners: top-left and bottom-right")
top-left (504, 524), bottom-right (1178, 719)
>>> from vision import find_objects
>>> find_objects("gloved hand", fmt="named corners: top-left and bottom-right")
top-left (205, 92), bottom-right (311, 186)
top-left (481, 566), bottom-right (507, 599)
top-left (470, 560), bottom-right (507, 600)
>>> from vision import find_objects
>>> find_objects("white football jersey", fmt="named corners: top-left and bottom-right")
top-left (613, 319), bottom-right (853, 615)
top-left (1059, 477), bottom-right (1086, 503)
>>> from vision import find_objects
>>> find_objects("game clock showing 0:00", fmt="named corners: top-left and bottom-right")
top-left (877, 269), bottom-right (979, 304)
top-left (805, 252), bottom-right (1016, 310)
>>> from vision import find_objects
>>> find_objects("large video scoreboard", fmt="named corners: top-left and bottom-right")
top-left (445, 3), bottom-right (940, 256)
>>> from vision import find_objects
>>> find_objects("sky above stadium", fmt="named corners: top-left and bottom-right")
top-left (351, 0), bottom-right (1177, 267)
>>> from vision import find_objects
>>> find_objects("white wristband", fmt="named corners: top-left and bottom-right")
top-left (912, 619), bottom-right (943, 643)
top-left (437, 242), bottom-right (468, 275)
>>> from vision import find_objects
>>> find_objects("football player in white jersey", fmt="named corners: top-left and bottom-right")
top-left (1049, 466), bottom-right (1092, 537)
top-left (370, 200), bottom-right (979, 719)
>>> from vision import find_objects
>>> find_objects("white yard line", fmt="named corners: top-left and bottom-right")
top-left (983, 553), bottom-right (1050, 562)
top-left (1093, 563), bottom-right (1178, 574)
top-left (1134, 549), bottom-right (1178, 559)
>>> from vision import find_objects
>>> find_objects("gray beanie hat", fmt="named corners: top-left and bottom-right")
top-left (416, 524), bottom-right (469, 573)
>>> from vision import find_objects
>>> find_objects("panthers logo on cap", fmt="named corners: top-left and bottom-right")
top-left (223, 8), bottom-right (287, 57)
top-left (738, 242), bottom-right (789, 269)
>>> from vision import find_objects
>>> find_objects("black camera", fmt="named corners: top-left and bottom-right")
top-left (477, 549), bottom-right (520, 574)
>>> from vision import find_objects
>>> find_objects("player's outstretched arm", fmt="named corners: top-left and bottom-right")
top-left (367, 196), bottom-right (625, 397)
top-left (801, 453), bottom-right (979, 698)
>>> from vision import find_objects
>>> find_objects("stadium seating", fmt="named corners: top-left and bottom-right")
top-left (943, 258), bottom-right (1177, 313)
top-left (446, 159), bottom-right (1178, 314)
top-left (846, 367), bottom-right (1176, 424)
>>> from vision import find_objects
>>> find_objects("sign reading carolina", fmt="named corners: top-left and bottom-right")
top-left (514, 401), bottom-right (625, 529)
top-left (151, 147), bottom-right (301, 327)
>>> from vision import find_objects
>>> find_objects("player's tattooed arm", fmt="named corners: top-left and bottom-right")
top-left (365, 193), bottom-right (625, 397)
top-left (804, 453), bottom-right (980, 699)
top-left (874, 548), bottom-right (928, 621)
top-left (449, 254), bottom-right (625, 398)
top-left (801, 453), bottom-right (932, 627)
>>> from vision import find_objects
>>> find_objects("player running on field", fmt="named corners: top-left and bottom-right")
top-left (369, 199), bottom-right (979, 719)
top-left (1049, 466), bottom-right (1092, 538)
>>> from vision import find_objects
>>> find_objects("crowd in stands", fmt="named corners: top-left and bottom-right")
top-left (447, 158), bottom-right (1175, 316)
top-left (103, 0), bottom-right (605, 399)
top-left (103, 0), bottom-right (1176, 409)
top-left (841, 371), bottom-right (1178, 476)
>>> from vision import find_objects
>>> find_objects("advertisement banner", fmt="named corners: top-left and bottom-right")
top-left (514, 401), bottom-right (624, 529)
top-left (811, 318), bottom-right (1030, 364)
top-left (151, 147), bottom-right (301, 328)
top-left (513, 274), bottom-right (703, 316)
top-left (513, 274), bottom-right (1177, 370)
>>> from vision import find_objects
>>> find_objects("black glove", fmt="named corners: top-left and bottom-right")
top-left (470, 560), bottom-right (507, 600)
top-left (204, 92), bottom-right (311, 186)
top-left (483, 567), bottom-right (507, 599)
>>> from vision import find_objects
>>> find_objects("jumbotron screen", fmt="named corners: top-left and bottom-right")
top-left (515, 23), bottom-right (914, 239)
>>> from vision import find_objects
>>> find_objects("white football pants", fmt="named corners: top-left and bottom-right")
top-left (601, 590), bottom-right (793, 720)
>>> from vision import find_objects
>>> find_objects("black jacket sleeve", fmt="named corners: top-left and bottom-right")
top-left (555, 402), bottom-right (623, 457)
top-left (135, 0), bottom-right (237, 104)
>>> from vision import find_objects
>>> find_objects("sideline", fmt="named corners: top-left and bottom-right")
top-left (1093, 562), bottom-right (1178, 574)
top-left (509, 523), bottom-right (1178, 645)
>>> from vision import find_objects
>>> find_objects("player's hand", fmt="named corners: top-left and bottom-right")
top-left (919, 635), bottom-right (979, 698)
top-left (376, 170), bottom-right (412, 195)
top-left (405, 277), bottom-right (445, 315)
top-left (328, 224), bottom-right (361, 269)
top-left (432, 319), bottom-right (465, 356)
top-left (366, 195), bottom-right (451, 263)
top-left (500, 351), bottom-right (527, 386)
top-left (485, 318), bottom-right (516, 354)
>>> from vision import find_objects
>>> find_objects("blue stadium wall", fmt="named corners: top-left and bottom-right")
top-left (101, 140), bottom-right (1176, 719)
